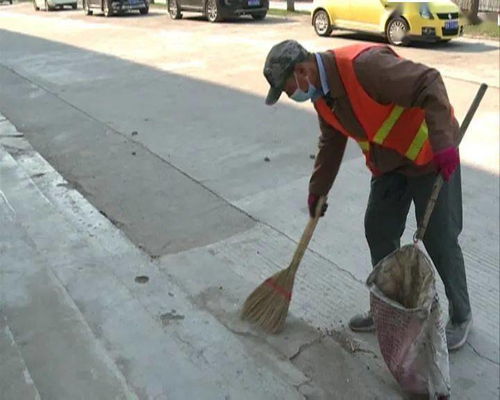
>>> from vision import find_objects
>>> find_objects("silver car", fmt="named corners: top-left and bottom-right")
top-left (33, 0), bottom-right (77, 10)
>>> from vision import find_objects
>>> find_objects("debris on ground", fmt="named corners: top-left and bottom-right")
top-left (326, 329), bottom-right (362, 353)
top-left (160, 312), bottom-right (185, 326)
top-left (135, 275), bottom-right (149, 284)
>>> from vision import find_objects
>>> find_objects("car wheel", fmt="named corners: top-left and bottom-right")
top-left (33, 0), bottom-right (40, 10)
top-left (313, 9), bottom-right (333, 37)
top-left (168, 0), bottom-right (181, 19)
top-left (72, 2), bottom-right (77, 8)
top-left (139, 5), bottom-right (148, 13)
top-left (103, 0), bottom-right (113, 16)
top-left (206, 0), bottom-right (222, 22)
top-left (83, 0), bottom-right (93, 14)
top-left (386, 17), bottom-right (410, 46)
top-left (251, 11), bottom-right (266, 20)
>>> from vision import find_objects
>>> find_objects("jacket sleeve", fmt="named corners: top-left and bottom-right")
top-left (309, 114), bottom-right (348, 196)
top-left (355, 47), bottom-right (459, 152)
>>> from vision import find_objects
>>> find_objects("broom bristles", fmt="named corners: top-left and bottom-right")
top-left (241, 267), bottom-right (297, 334)
top-left (241, 199), bottom-right (325, 333)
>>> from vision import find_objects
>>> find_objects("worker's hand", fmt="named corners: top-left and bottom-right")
top-left (433, 147), bottom-right (460, 181)
top-left (308, 193), bottom-right (328, 218)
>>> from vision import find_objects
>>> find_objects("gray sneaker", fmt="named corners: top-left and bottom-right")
top-left (349, 311), bottom-right (375, 332)
top-left (446, 316), bottom-right (473, 351)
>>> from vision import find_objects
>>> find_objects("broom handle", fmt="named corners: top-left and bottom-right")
top-left (414, 83), bottom-right (488, 242)
top-left (288, 196), bottom-right (327, 274)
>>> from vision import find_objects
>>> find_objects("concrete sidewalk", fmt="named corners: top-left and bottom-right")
top-left (1, 106), bottom-right (499, 398)
top-left (0, 114), bottom-right (405, 399)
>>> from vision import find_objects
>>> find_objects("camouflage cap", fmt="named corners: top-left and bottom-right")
top-left (263, 40), bottom-right (310, 105)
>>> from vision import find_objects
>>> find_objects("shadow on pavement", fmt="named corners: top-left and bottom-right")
top-left (179, 14), bottom-right (297, 24)
top-left (331, 31), bottom-right (499, 53)
top-left (0, 28), bottom-right (321, 257)
top-left (412, 39), bottom-right (499, 53)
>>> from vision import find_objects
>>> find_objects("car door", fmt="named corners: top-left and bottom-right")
top-left (182, 0), bottom-right (202, 11)
top-left (326, 0), bottom-right (351, 25)
top-left (348, 0), bottom-right (386, 30)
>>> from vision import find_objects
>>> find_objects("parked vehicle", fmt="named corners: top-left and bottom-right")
top-left (33, 0), bottom-right (77, 10)
top-left (311, 0), bottom-right (464, 45)
top-left (1, 0), bottom-right (13, 5)
top-left (167, 0), bottom-right (268, 22)
top-left (83, 0), bottom-right (149, 16)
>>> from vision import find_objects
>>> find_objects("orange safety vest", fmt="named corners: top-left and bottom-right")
top-left (313, 43), bottom-right (433, 174)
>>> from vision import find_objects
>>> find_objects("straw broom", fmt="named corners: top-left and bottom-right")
top-left (241, 196), bottom-right (327, 334)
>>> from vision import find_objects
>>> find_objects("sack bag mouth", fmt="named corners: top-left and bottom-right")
top-left (366, 244), bottom-right (437, 311)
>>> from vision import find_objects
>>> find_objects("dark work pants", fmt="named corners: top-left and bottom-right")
top-left (364, 167), bottom-right (471, 324)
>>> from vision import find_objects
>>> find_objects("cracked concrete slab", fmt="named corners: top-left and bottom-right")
top-left (154, 230), bottom-right (406, 397)
top-left (290, 335), bottom-right (403, 399)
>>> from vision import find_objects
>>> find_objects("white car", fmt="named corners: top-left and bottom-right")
top-left (33, 0), bottom-right (77, 10)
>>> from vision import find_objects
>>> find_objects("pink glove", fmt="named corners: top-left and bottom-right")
top-left (433, 147), bottom-right (459, 181)
top-left (308, 193), bottom-right (328, 218)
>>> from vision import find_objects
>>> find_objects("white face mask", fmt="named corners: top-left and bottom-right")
top-left (290, 73), bottom-right (317, 102)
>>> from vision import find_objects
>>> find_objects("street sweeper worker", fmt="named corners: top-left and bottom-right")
top-left (263, 39), bottom-right (472, 351)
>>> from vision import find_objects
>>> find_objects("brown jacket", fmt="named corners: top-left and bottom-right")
top-left (309, 46), bottom-right (460, 197)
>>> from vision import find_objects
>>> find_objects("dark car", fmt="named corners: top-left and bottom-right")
top-left (83, 0), bottom-right (148, 16)
top-left (167, 0), bottom-right (268, 22)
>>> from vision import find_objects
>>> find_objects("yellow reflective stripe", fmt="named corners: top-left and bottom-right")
top-left (405, 122), bottom-right (429, 160)
top-left (357, 140), bottom-right (370, 152)
top-left (373, 106), bottom-right (405, 145)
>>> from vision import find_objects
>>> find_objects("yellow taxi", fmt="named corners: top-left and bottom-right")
top-left (312, 0), bottom-right (464, 45)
